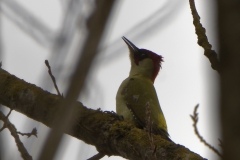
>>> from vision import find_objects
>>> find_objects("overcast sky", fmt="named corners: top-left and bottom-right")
top-left (1, 0), bottom-right (220, 159)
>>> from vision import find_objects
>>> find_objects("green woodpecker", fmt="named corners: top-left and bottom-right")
top-left (116, 37), bottom-right (169, 140)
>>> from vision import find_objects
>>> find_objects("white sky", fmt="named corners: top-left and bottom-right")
top-left (1, 0), bottom-right (220, 160)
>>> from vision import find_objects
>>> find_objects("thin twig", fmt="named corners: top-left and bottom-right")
top-left (190, 104), bottom-right (222, 157)
top-left (0, 109), bottom-right (13, 132)
top-left (45, 60), bottom-right (62, 97)
top-left (0, 124), bottom-right (5, 132)
top-left (0, 111), bottom-right (32, 160)
top-left (6, 109), bottom-right (13, 118)
top-left (17, 128), bottom-right (38, 138)
top-left (87, 153), bottom-right (105, 160)
top-left (189, 0), bottom-right (221, 72)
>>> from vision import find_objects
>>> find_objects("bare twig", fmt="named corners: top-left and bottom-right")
top-left (190, 104), bottom-right (222, 157)
top-left (0, 111), bottom-right (32, 160)
top-left (87, 153), bottom-right (105, 160)
top-left (0, 124), bottom-right (5, 132)
top-left (17, 128), bottom-right (38, 138)
top-left (6, 109), bottom-right (13, 118)
top-left (45, 60), bottom-right (62, 97)
top-left (189, 0), bottom-right (221, 72)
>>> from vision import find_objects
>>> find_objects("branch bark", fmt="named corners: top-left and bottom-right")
top-left (0, 68), bottom-right (206, 159)
top-left (189, 0), bottom-right (220, 72)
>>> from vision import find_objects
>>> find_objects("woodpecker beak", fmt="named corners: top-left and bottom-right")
top-left (122, 36), bottom-right (139, 53)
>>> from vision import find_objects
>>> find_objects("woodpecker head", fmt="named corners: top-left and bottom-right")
top-left (122, 36), bottom-right (163, 83)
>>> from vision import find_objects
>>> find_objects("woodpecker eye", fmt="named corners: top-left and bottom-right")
top-left (140, 53), bottom-right (146, 57)
top-left (134, 49), bottom-right (151, 65)
top-left (138, 52), bottom-right (148, 60)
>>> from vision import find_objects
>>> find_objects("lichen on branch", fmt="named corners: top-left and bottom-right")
top-left (0, 68), bottom-right (205, 159)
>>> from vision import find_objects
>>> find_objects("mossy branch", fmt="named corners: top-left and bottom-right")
top-left (0, 68), bottom-right (206, 159)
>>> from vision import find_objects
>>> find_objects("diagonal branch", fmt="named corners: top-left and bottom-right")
top-left (0, 68), bottom-right (206, 159)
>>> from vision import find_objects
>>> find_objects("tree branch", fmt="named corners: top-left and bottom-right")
top-left (189, 0), bottom-right (221, 72)
top-left (190, 104), bottom-right (221, 157)
top-left (0, 111), bottom-right (32, 160)
top-left (17, 128), bottom-right (37, 138)
top-left (0, 68), bottom-right (206, 159)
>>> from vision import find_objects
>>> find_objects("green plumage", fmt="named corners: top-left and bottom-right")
top-left (116, 75), bottom-right (169, 140)
top-left (116, 37), bottom-right (169, 140)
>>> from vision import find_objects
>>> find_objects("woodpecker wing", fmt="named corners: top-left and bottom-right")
top-left (121, 77), bottom-right (169, 139)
